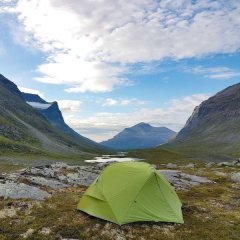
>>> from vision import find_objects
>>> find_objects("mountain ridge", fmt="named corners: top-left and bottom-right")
top-left (22, 92), bottom-right (101, 148)
top-left (101, 122), bottom-right (176, 150)
top-left (167, 82), bottom-right (240, 159)
top-left (0, 74), bottom-right (105, 156)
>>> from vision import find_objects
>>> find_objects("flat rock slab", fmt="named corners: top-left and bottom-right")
top-left (25, 164), bottom-right (101, 187)
top-left (0, 182), bottom-right (49, 200)
top-left (25, 176), bottom-right (69, 190)
top-left (158, 170), bottom-right (212, 190)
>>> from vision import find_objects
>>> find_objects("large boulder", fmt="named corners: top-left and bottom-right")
top-left (166, 163), bottom-right (178, 169)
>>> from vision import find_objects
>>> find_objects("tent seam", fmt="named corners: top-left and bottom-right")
top-left (154, 173), bottom-right (181, 222)
top-left (119, 171), bottom-right (153, 224)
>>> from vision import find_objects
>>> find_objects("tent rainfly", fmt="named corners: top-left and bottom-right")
top-left (77, 162), bottom-right (183, 225)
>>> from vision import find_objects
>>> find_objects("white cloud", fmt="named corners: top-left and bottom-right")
top-left (102, 98), bottom-right (118, 107)
top-left (187, 66), bottom-right (240, 79)
top-left (4, 0), bottom-right (240, 92)
top-left (35, 53), bottom-right (129, 93)
top-left (102, 98), bottom-right (145, 107)
top-left (65, 93), bottom-right (210, 141)
top-left (19, 86), bottom-right (44, 98)
top-left (0, 0), bottom-right (17, 13)
top-left (1, 0), bottom-right (15, 3)
top-left (57, 100), bottom-right (81, 114)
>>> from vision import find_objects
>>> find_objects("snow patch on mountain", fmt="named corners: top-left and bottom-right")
top-left (27, 102), bottom-right (52, 110)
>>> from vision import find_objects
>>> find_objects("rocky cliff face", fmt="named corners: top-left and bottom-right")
top-left (101, 122), bottom-right (176, 150)
top-left (170, 83), bottom-right (240, 159)
top-left (22, 93), bottom-right (102, 149)
top-left (176, 83), bottom-right (240, 140)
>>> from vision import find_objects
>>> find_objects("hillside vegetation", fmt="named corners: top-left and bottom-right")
top-left (0, 74), bottom-right (106, 158)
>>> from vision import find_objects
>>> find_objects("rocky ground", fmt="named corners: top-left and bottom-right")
top-left (0, 160), bottom-right (240, 240)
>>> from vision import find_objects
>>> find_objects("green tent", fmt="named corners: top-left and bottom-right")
top-left (77, 162), bottom-right (183, 225)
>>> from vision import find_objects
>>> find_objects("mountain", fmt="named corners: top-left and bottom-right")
top-left (0, 74), bottom-right (104, 156)
top-left (22, 92), bottom-right (48, 103)
top-left (0, 74), bottom-right (24, 98)
top-left (168, 83), bottom-right (240, 159)
top-left (100, 122), bottom-right (176, 150)
top-left (22, 93), bottom-right (100, 148)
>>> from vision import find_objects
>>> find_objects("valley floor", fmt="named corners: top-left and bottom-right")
top-left (0, 159), bottom-right (239, 240)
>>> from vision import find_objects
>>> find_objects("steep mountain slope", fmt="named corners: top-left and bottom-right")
top-left (22, 93), bottom-right (101, 148)
top-left (0, 74), bottom-right (104, 156)
top-left (168, 83), bottom-right (240, 159)
top-left (22, 93), bottom-right (48, 103)
top-left (101, 122), bottom-right (176, 150)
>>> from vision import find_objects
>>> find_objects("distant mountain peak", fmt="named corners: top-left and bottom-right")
top-left (132, 122), bottom-right (151, 128)
top-left (101, 122), bottom-right (176, 150)
top-left (135, 122), bottom-right (150, 126)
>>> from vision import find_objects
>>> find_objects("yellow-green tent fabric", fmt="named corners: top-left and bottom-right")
top-left (77, 162), bottom-right (183, 225)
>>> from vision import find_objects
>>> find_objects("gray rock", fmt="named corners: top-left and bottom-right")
top-left (217, 162), bottom-right (233, 167)
top-left (158, 170), bottom-right (211, 190)
top-left (166, 163), bottom-right (177, 169)
top-left (51, 162), bottom-right (69, 168)
top-left (0, 182), bottom-right (49, 200)
top-left (231, 172), bottom-right (240, 182)
top-left (180, 173), bottom-right (211, 183)
top-left (58, 175), bottom-right (67, 181)
top-left (39, 227), bottom-right (51, 235)
top-left (231, 160), bottom-right (240, 167)
top-left (25, 176), bottom-right (69, 190)
top-left (26, 166), bottom-right (56, 178)
top-left (214, 171), bottom-right (227, 177)
top-left (206, 162), bottom-right (214, 168)
top-left (21, 229), bottom-right (34, 239)
top-left (0, 162), bottom-right (108, 200)
top-left (66, 171), bottom-right (98, 186)
top-left (28, 163), bottom-right (101, 184)
top-left (185, 163), bottom-right (195, 168)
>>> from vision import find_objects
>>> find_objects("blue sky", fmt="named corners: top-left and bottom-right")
top-left (0, 0), bottom-right (240, 141)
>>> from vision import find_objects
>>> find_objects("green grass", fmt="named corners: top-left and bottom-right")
top-left (0, 162), bottom-right (24, 174)
top-left (0, 152), bottom-right (96, 172)
top-left (167, 120), bottom-right (240, 161)
top-left (128, 147), bottom-right (197, 165)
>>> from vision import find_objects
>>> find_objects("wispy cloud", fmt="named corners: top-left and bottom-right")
top-left (19, 86), bottom-right (45, 98)
top-left (65, 93), bottom-right (210, 141)
top-left (57, 100), bottom-right (81, 114)
top-left (2, 0), bottom-right (240, 92)
top-left (102, 98), bottom-right (146, 107)
top-left (186, 66), bottom-right (240, 79)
